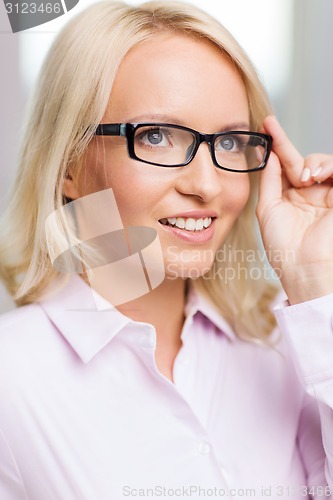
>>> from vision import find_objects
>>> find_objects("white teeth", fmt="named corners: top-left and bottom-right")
top-left (203, 217), bottom-right (210, 228)
top-left (185, 218), bottom-right (196, 230)
top-left (175, 217), bottom-right (185, 229)
top-left (160, 216), bottom-right (213, 231)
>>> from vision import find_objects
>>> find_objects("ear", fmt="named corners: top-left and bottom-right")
top-left (62, 171), bottom-right (81, 201)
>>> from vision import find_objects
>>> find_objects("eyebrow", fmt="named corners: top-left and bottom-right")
top-left (126, 114), bottom-right (185, 126)
top-left (124, 114), bottom-right (250, 131)
top-left (218, 122), bottom-right (250, 132)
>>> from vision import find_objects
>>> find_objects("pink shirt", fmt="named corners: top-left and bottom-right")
top-left (0, 274), bottom-right (332, 499)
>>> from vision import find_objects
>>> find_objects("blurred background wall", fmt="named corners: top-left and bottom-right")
top-left (1, 0), bottom-right (333, 314)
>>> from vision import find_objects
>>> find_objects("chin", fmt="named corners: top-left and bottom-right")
top-left (163, 238), bottom-right (222, 274)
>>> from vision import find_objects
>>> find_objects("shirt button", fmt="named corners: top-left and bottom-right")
top-left (197, 441), bottom-right (211, 455)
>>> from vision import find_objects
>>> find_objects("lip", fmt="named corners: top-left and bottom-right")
top-left (158, 217), bottom-right (216, 244)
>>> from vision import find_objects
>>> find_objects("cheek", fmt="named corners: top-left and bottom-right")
top-left (79, 146), bottom-right (155, 220)
top-left (96, 159), bottom-right (172, 225)
top-left (220, 174), bottom-right (251, 217)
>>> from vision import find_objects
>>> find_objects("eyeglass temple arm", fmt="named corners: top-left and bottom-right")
top-left (95, 123), bottom-right (127, 136)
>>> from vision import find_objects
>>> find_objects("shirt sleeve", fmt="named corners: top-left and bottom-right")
top-left (0, 428), bottom-right (27, 500)
top-left (274, 292), bottom-right (333, 497)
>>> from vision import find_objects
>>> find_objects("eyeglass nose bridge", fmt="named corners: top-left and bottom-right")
top-left (187, 132), bottom-right (217, 166)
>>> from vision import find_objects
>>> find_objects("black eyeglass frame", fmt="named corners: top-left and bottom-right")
top-left (95, 122), bottom-right (272, 173)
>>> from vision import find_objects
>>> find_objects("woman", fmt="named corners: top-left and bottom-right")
top-left (0, 1), bottom-right (333, 499)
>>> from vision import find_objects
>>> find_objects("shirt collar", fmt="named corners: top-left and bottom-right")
top-left (39, 274), bottom-right (133, 363)
top-left (39, 274), bottom-right (236, 363)
top-left (184, 282), bottom-right (236, 342)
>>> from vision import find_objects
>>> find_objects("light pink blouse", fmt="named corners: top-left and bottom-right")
top-left (0, 274), bottom-right (332, 499)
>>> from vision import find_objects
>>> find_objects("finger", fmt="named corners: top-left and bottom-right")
top-left (257, 149), bottom-right (283, 217)
top-left (262, 115), bottom-right (304, 187)
top-left (305, 155), bottom-right (333, 185)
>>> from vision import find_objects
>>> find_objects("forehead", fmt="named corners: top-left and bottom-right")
top-left (106, 33), bottom-right (249, 129)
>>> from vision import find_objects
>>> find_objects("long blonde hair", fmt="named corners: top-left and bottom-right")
top-left (0, 0), bottom-right (279, 342)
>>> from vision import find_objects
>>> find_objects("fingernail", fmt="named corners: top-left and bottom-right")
top-left (301, 167), bottom-right (311, 182)
top-left (311, 166), bottom-right (322, 177)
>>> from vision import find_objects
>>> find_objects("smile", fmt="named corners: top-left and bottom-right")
top-left (159, 217), bottom-right (214, 232)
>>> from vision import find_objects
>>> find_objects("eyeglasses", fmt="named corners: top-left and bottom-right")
top-left (95, 122), bottom-right (272, 172)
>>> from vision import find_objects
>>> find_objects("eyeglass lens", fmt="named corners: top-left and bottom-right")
top-left (133, 125), bottom-right (267, 170)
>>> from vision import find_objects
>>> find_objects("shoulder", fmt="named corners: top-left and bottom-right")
top-left (0, 302), bottom-right (52, 339)
top-left (0, 301), bottom-right (40, 324)
top-left (0, 275), bottom-right (73, 342)
top-left (0, 303), bottom-right (59, 381)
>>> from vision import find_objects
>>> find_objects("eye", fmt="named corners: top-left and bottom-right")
top-left (215, 134), bottom-right (249, 153)
top-left (136, 128), bottom-right (170, 148)
top-left (216, 136), bottom-right (237, 151)
top-left (147, 130), bottom-right (163, 145)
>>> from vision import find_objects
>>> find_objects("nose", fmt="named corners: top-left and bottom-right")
top-left (175, 142), bottom-right (222, 202)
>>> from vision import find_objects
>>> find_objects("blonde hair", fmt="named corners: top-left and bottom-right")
top-left (0, 0), bottom-right (280, 342)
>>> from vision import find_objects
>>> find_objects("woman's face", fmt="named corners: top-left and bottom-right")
top-left (70, 34), bottom-right (251, 279)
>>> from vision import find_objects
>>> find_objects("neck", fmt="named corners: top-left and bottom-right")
top-left (81, 272), bottom-right (188, 381)
top-left (115, 277), bottom-right (187, 348)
